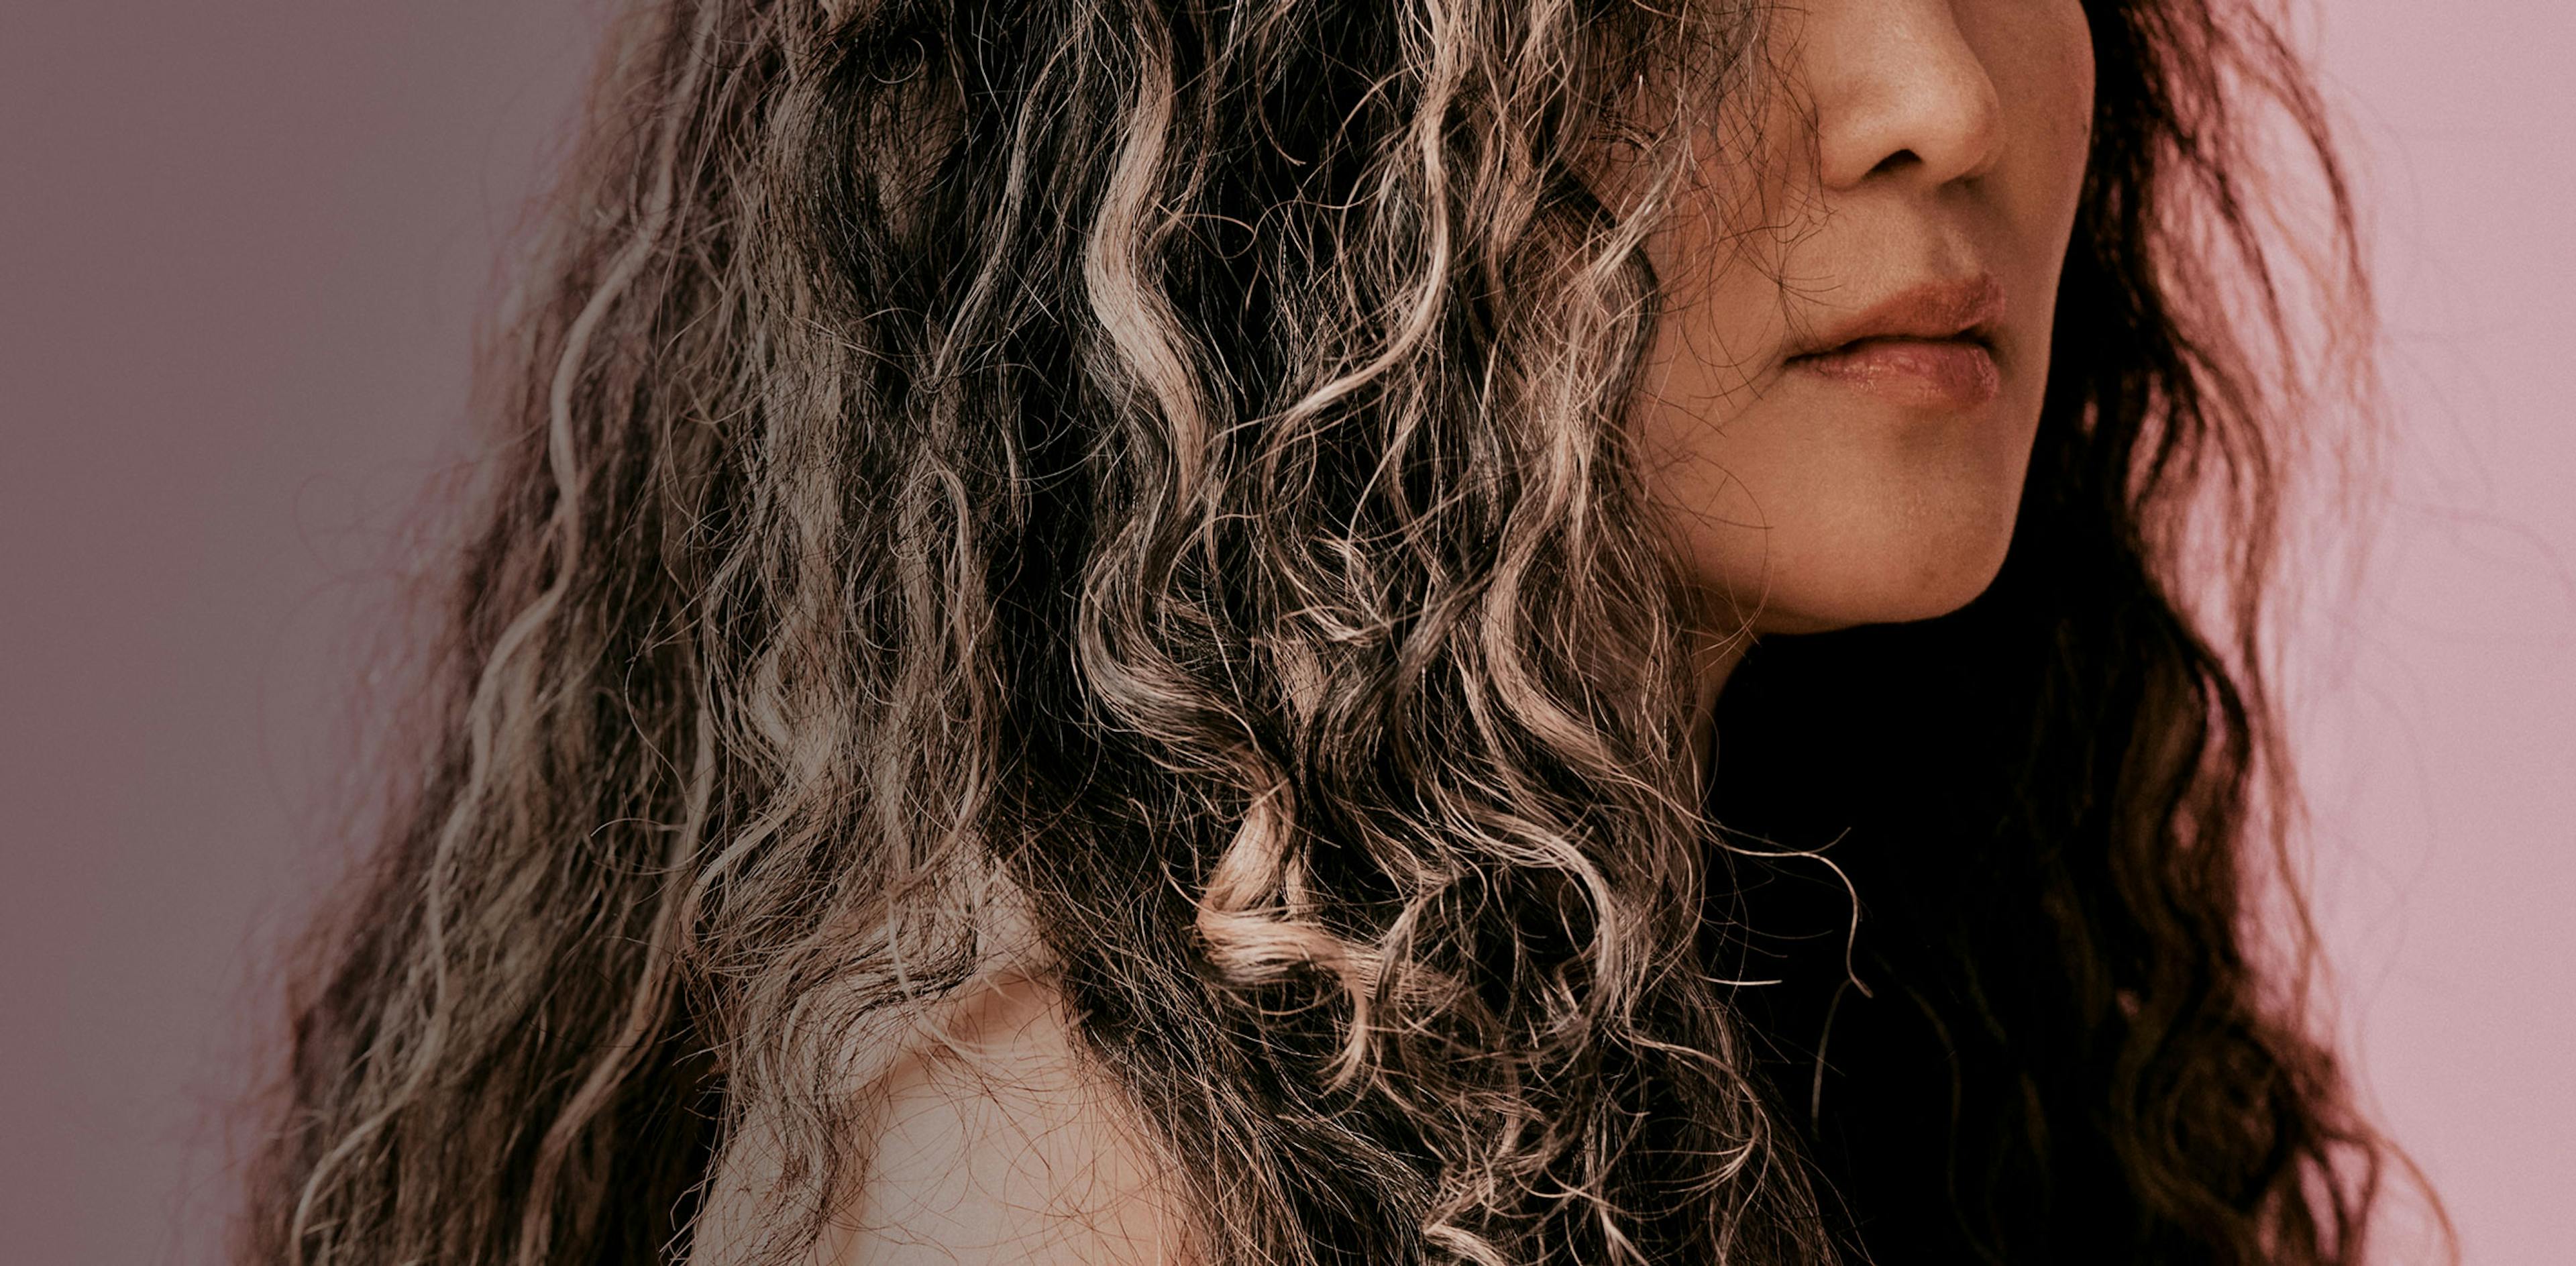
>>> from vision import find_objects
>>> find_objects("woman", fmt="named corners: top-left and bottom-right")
top-left (239, 0), bottom-right (2420, 1262)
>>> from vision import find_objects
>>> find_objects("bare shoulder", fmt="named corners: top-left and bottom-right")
top-left (814, 970), bottom-right (1199, 1266)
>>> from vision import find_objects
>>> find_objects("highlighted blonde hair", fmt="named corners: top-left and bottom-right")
top-left (239, 1), bottom-right (2417, 1263)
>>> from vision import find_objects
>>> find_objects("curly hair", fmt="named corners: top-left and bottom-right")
top-left (236, 1), bottom-right (2418, 1263)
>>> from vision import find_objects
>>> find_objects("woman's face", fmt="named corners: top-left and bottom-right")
top-left (1631, 0), bottom-right (2096, 635)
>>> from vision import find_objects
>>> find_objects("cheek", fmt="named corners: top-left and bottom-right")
top-left (1631, 2), bottom-right (2096, 635)
top-left (1627, 237), bottom-right (1807, 621)
top-left (1631, 242), bottom-right (2054, 635)
top-left (1986, 0), bottom-right (2096, 205)
top-left (1642, 384), bottom-right (2045, 635)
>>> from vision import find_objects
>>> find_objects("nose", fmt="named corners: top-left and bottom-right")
top-left (1801, 0), bottom-right (2006, 191)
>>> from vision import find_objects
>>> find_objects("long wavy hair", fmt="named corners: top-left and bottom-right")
top-left (237, 0), bottom-right (2416, 1263)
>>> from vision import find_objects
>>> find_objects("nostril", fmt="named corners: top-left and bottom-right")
top-left (1803, 2), bottom-right (2009, 191)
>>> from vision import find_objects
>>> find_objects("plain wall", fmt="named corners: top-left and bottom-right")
top-left (2295, 0), bottom-right (2576, 1255)
top-left (3, 3), bottom-right (2567, 1262)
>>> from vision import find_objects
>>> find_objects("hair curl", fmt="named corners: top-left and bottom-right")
top-left (238, 1), bottom-right (2421, 1264)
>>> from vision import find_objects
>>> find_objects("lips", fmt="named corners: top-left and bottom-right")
top-left (1783, 274), bottom-right (2006, 411)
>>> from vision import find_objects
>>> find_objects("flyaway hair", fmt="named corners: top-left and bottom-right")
top-left (239, 1), bottom-right (2422, 1264)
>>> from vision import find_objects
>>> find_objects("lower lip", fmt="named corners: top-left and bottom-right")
top-left (1786, 337), bottom-right (2000, 410)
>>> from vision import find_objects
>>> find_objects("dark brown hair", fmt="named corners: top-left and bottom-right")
top-left (238, 1), bottom-right (2422, 1263)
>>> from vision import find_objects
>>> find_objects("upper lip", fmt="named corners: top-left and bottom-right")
top-left (1785, 274), bottom-right (2007, 359)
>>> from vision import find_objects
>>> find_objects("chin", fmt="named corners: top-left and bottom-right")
top-left (1741, 525), bottom-right (2018, 635)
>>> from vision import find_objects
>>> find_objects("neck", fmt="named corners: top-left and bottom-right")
top-left (1686, 625), bottom-right (1752, 793)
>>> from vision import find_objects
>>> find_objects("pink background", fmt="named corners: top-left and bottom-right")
top-left (2, 3), bottom-right (2566, 1261)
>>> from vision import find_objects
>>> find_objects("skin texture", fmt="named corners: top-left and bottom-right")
top-left (819, 973), bottom-right (1195, 1266)
top-left (824, 4), bottom-right (2097, 1261)
top-left (242, 0), bottom-right (2406, 1253)
top-left (1641, 0), bottom-right (2095, 643)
